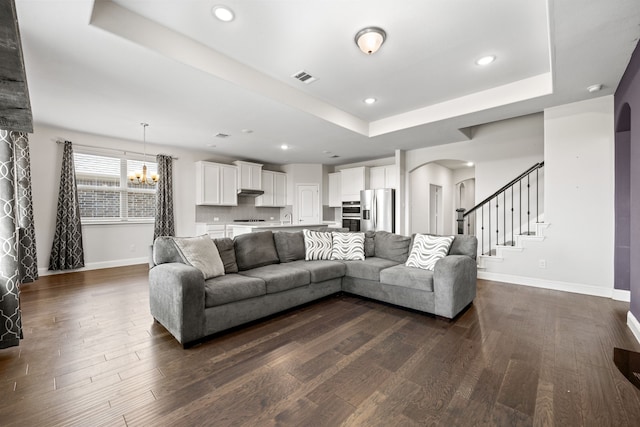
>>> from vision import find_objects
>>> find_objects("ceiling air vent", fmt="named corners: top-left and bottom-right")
top-left (215, 133), bottom-right (230, 138)
top-left (291, 70), bottom-right (317, 85)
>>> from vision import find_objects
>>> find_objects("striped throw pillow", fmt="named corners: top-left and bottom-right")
top-left (303, 229), bottom-right (333, 260)
top-left (405, 234), bottom-right (455, 271)
top-left (331, 232), bottom-right (365, 261)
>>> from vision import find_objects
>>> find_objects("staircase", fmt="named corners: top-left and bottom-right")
top-left (457, 162), bottom-right (546, 268)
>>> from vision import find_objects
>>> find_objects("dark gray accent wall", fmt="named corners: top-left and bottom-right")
top-left (615, 40), bottom-right (640, 317)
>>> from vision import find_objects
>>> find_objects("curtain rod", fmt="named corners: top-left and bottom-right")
top-left (54, 140), bottom-right (179, 160)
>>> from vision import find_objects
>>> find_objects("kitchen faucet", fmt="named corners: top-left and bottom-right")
top-left (284, 213), bottom-right (292, 224)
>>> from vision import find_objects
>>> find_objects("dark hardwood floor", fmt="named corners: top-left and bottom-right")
top-left (1, 265), bottom-right (639, 426)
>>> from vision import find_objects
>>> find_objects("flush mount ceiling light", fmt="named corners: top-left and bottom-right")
top-left (363, 97), bottom-right (377, 105)
top-left (212, 5), bottom-right (235, 22)
top-left (355, 27), bottom-right (386, 55)
top-left (475, 55), bottom-right (496, 66)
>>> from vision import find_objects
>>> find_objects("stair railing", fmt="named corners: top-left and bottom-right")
top-left (460, 161), bottom-right (544, 256)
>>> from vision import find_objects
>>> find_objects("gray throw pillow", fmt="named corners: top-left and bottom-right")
top-left (234, 231), bottom-right (280, 271)
top-left (273, 231), bottom-right (306, 263)
top-left (173, 235), bottom-right (225, 279)
top-left (374, 231), bottom-right (412, 263)
top-left (364, 230), bottom-right (375, 257)
top-left (152, 236), bottom-right (186, 266)
top-left (214, 237), bottom-right (239, 273)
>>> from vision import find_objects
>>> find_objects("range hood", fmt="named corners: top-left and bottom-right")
top-left (237, 188), bottom-right (264, 197)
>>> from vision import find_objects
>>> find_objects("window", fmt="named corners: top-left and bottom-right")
top-left (74, 152), bottom-right (157, 222)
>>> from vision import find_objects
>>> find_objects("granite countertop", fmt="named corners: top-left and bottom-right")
top-left (228, 222), bottom-right (326, 228)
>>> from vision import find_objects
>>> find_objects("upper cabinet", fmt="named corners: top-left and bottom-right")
top-left (370, 165), bottom-right (397, 190)
top-left (233, 160), bottom-right (263, 190)
top-left (256, 170), bottom-right (287, 207)
top-left (195, 161), bottom-right (238, 206)
top-left (340, 166), bottom-right (369, 202)
top-left (328, 172), bottom-right (341, 207)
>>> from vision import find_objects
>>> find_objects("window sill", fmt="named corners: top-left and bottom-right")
top-left (81, 219), bottom-right (155, 226)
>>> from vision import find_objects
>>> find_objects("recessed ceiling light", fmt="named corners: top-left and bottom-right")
top-left (212, 5), bottom-right (235, 22)
top-left (587, 84), bottom-right (603, 93)
top-left (280, 144), bottom-right (289, 150)
top-left (364, 97), bottom-right (377, 105)
top-left (466, 161), bottom-right (474, 167)
top-left (241, 129), bottom-right (253, 134)
top-left (475, 55), bottom-right (496, 66)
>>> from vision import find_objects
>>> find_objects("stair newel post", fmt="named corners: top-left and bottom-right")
top-left (536, 167), bottom-right (539, 223)
top-left (456, 208), bottom-right (465, 235)
top-left (527, 174), bottom-right (531, 235)
top-left (503, 191), bottom-right (506, 246)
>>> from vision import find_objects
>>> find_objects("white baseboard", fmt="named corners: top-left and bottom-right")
top-left (477, 271), bottom-right (615, 299)
top-left (38, 257), bottom-right (148, 277)
top-left (612, 289), bottom-right (631, 302)
top-left (627, 311), bottom-right (640, 345)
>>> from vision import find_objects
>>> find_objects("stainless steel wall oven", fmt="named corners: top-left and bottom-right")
top-left (341, 201), bottom-right (361, 232)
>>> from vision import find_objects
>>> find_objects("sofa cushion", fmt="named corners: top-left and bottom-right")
top-left (234, 231), bottom-right (280, 271)
top-left (303, 229), bottom-right (333, 260)
top-left (331, 232), bottom-right (365, 261)
top-left (204, 274), bottom-right (266, 308)
top-left (152, 236), bottom-right (186, 265)
top-left (374, 231), bottom-right (412, 263)
top-left (288, 260), bottom-right (347, 283)
top-left (344, 257), bottom-right (399, 281)
top-left (379, 264), bottom-right (434, 292)
top-left (214, 237), bottom-right (238, 273)
top-left (239, 264), bottom-right (310, 294)
top-left (173, 235), bottom-right (225, 279)
top-left (273, 231), bottom-right (306, 263)
top-left (364, 231), bottom-right (375, 257)
top-left (406, 234), bottom-right (455, 271)
top-left (449, 235), bottom-right (478, 260)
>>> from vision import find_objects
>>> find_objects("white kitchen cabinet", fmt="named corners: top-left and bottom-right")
top-left (370, 165), bottom-right (397, 189)
top-left (195, 223), bottom-right (226, 239)
top-left (256, 170), bottom-right (287, 207)
top-left (233, 160), bottom-right (262, 190)
top-left (195, 161), bottom-right (238, 206)
top-left (328, 172), bottom-right (341, 207)
top-left (340, 166), bottom-right (369, 201)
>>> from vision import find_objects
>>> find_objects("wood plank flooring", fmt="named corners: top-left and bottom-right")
top-left (1, 264), bottom-right (640, 426)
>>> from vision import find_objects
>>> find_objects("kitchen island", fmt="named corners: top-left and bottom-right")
top-left (229, 222), bottom-right (329, 237)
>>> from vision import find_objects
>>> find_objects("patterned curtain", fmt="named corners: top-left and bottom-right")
top-left (49, 141), bottom-right (84, 270)
top-left (13, 132), bottom-right (38, 283)
top-left (0, 130), bottom-right (22, 349)
top-left (154, 154), bottom-right (175, 241)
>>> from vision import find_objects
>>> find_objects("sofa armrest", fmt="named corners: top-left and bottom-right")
top-left (149, 263), bottom-right (205, 345)
top-left (433, 255), bottom-right (477, 318)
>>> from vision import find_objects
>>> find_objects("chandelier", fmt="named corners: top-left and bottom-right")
top-left (128, 122), bottom-right (159, 185)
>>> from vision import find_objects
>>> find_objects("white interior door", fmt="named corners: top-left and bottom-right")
top-left (429, 184), bottom-right (443, 234)
top-left (296, 184), bottom-right (320, 225)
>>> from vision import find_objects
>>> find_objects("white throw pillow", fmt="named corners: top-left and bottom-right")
top-left (331, 232), bottom-right (365, 261)
top-left (172, 235), bottom-right (225, 279)
top-left (303, 229), bottom-right (333, 260)
top-left (405, 234), bottom-right (455, 271)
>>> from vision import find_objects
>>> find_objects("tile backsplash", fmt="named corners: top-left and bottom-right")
top-left (196, 197), bottom-right (285, 223)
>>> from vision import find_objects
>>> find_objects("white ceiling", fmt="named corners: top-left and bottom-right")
top-left (15, 0), bottom-right (640, 165)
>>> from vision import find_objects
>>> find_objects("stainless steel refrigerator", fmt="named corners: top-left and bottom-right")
top-left (360, 188), bottom-right (395, 232)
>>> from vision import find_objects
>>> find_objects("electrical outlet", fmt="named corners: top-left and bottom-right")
top-left (538, 259), bottom-right (546, 269)
top-left (129, 244), bottom-right (136, 253)
top-left (270, 217), bottom-right (274, 220)
top-left (213, 217), bottom-right (219, 222)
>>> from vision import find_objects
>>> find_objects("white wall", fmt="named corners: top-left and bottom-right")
top-left (30, 123), bottom-right (234, 274)
top-left (479, 96), bottom-right (615, 294)
top-left (409, 163), bottom-right (453, 234)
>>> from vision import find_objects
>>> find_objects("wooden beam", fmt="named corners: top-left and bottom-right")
top-left (0, 0), bottom-right (32, 133)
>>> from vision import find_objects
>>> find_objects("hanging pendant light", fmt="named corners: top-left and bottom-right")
top-left (128, 122), bottom-right (159, 185)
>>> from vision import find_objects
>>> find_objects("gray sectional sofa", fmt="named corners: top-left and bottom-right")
top-left (149, 230), bottom-right (478, 347)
